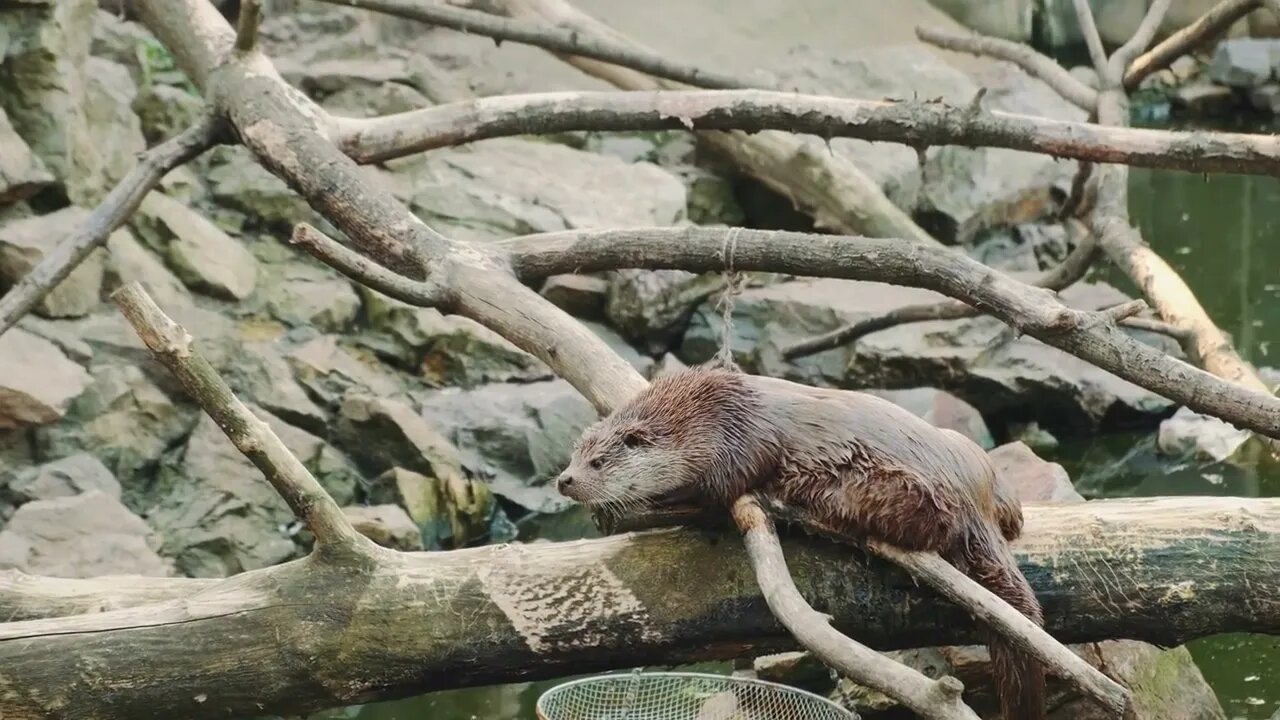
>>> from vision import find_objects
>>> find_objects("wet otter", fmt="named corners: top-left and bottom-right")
top-left (556, 366), bottom-right (1044, 720)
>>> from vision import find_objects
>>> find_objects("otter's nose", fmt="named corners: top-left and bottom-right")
top-left (556, 472), bottom-right (574, 494)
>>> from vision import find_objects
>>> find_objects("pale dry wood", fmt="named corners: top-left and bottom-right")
top-left (0, 115), bottom-right (222, 337)
top-left (1124, 0), bottom-right (1267, 90)
top-left (731, 495), bottom-right (981, 720)
top-left (233, 0), bottom-right (263, 53)
top-left (290, 223), bottom-right (442, 306)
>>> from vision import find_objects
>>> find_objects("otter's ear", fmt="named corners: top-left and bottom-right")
top-left (621, 429), bottom-right (649, 448)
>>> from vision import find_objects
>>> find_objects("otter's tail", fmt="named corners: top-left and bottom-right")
top-left (952, 527), bottom-right (1047, 720)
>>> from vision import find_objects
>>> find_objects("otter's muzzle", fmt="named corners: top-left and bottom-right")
top-left (554, 471), bottom-right (576, 497)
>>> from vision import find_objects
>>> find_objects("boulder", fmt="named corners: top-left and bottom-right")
top-left (0, 104), bottom-right (53, 203)
top-left (204, 146), bottom-right (316, 229)
top-left (284, 334), bottom-right (407, 408)
top-left (605, 268), bottom-right (729, 355)
top-left (1208, 38), bottom-right (1276, 88)
top-left (364, 467), bottom-right (498, 550)
top-left (869, 387), bottom-right (994, 449)
top-left (132, 83), bottom-right (205, 143)
top-left (1156, 406), bottom-right (1258, 465)
top-left (540, 274), bottom-right (609, 321)
top-left (343, 503), bottom-right (424, 551)
top-left (74, 57), bottom-right (146, 205)
top-left (0, 491), bottom-right (172, 578)
top-left (133, 191), bottom-right (259, 301)
top-left (259, 259), bottom-right (360, 332)
top-left (226, 339), bottom-right (330, 434)
top-left (0, 206), bottom-right (105, 319)
top-left (2, 452), bottom-right (120, 506)
top-left (680, 275), bottom-right (1175, 433)
top-left (333, 394), bottom-right (469, 484)
top-left (102, 226), bottom-right (194, 313)
top-left (987, 441), bottom-right (1079, 503)
top-left (0, 327), bottom-right (91, 429)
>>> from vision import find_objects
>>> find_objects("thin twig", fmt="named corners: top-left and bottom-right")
top-left (290, 224), bottom-right (443, 306)
top-left (314, 0), bottom-right (752, 89)
top-left (499, 226), bottom-right (1280, 438)
top-left (731, 495), bottom-right (981, 720)
top-left (332, 89), bottom-right (1280, 175)
top-left (1073, 0), bottom-right (1111, 79)
top-left (782, 227), bottom-right (1099, 359)
top-left (916, 26), bottom-right (1097, 111)
top-left (0, 114), bottom-right (223, 338)
top-left (234, 0), bottom-right (263, 53)
top-left (110, 282), bottom-right (375, 554)
top-left (1109, 0), bottom-right (1173, 80)
top-left (1124, 0), bottom-right (1264, 90)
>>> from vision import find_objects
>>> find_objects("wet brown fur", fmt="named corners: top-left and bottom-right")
top-left (558, 367), bottom-right (1045, 720)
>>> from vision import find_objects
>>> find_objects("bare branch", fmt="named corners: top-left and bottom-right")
top-left (290, 224), bottom-right (442, 306)
top-left (0, 114), bottom-right (222, 337)
top-left (1072, 0), bottom-right (1111, 79)
top-left (1110, 0), bottom-right (1173, 79)
top-left (314, 0), bottom-right (752, 89)
top-left (915, 26), bottom-right (1097, 111)
top-left (499, 226), bottom-right (1280, 438)
top-left (110, 282), bottom-right (374, 553)
top-left (1124, 0), bottom-right (1266, 90)
top-left (233, 0), bottom-right (263, 53)
top-left (333, 89), bottom-right (1280, 175)
top-left (731, 495), bottom-right (981, 720)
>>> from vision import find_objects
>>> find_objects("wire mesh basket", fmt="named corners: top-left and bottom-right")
top-left (535, 670), bottom-right (856, 720)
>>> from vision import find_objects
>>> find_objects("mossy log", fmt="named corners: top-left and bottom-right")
top-left (0, 496), bottom-right (1276, 719)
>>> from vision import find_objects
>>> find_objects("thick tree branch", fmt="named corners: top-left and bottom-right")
top-left (499, 226), bottom-right (1280, 438)
top-left (333, 89), bottom-right (1280, 175)
top-left (317, 0), bottom-right (752, 89)
top-left (0, 114), bottom-right (222, 337)
top-left (0, 497), bottom-right (1275, 719)
top-left (111, 282), bottom-right (375, 552)
top-left (731, 495), bottom-right (980, 720)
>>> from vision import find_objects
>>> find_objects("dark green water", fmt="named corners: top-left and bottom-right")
top-left (317, 167), bottom-right (1280, 719)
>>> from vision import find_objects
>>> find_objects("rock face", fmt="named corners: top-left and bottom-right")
top-left (0, 491), bottom-right (172, 577)
top-left (0, 105), bottom-right (53, 203)
top-left (1208, 38), bottom-right (1277, 88)
top-left (1, 452), bottom-right (121, 506)
top-left (0, 206), bottom-right (105, 318)
top-left (680, 276), bottom-right (1173, 433)
top-left (0, 327), bottom-right (91, 429)
top-left (132, 191), bottom-right (259, 301)
top-left (343, 504), bottom-right (424, 551)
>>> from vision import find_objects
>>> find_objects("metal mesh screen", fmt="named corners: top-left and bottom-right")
top-left (535, 671), bottom-right (856, 720)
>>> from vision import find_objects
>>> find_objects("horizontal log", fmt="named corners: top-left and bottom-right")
top-left (0, 496), bottom-right (1277, 719)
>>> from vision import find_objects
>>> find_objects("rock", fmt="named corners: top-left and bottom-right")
top-left (34, 363), bottom-right (197, 497)
top-left (1156, 406), bottom-right (1257, 465)
top-left (132, 83), bottom-right (205, 144)
top-left (132, 191), bottom-right (259, 300)
top-left (0, 104), bottom-right (53, 203)
top-left (605, 268), bottom-right (728, 354)
top-left (276, 55), bottom-right (418, 97)
top-left (416, 379), bottom-right (598, 513)
top-left (333, 394), bottom-right (469, 482)
top-left (540, 274), bottom-right (609, 321)
top-left (226, 340), bottom-right (329, 434)
top-left (1007, 421), bottom-right (1059, 451)
top-left (1249, 83), bottom-right (1280, 114)
top-left (103, 226), bottom-right (194, 313)
top-left (356, 294), bottom-right (550, 385)
top-left (89, 8), bottom-right (153, 79)
top-left (987, 441), bottom-right (1080, 503)
top-left (147, 409), bottom-right (360, 577)
top-left (0, 206), bottom-right (105, 319)
top-left (2, 452), bottom-right (120, 506)
top-left (0, 491), bottom-right (172, 577)
top-left (1173, 83), bottom-right (1236, 115)
top-left (384, 137), bottom-right (686, 242)
top-left (0, 327), bottom-right (91, 429)
top-left (1170, 55), bottom-right (1200, 84)
top-left (285, 334), bottom-right (406, 408)
top-left (1208, 38), bottom-right (1275, 88)
top-left (204, 146), bottom-right (315, 229)
top-left (681, 276), bottom-right (1175, 433)
top-left (260, 260), bottom-right (360, 332)
top-left (365, 467), bottom-right (497, 550)
top-left (343, 503), bottom-right (424, 551)
top-left (869, 387), bottom-right (994, 449)
top-left (74, 57), bottom-right (146, 205)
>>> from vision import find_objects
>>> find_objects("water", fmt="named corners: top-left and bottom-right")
top-left (317, 165), bottom-right (1280, 720)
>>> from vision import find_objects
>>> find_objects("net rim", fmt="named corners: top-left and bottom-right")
top-left (534, 670), bottom-right (854, 718)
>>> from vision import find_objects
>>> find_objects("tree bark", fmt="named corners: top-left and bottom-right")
top-left (0, 496), bottom-right (1276, 719)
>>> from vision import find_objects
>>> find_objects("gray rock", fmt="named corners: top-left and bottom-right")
top-left (0, 327), bottom-right (91, 429)
top-left (417, 380), bottom-right (598, 513)
top-left (227, 340), bottom-right (329, 434)
top-left (204, 146), bottom-right (315, 229)
top-left (333, 394), bottom-right (469, 484)
top-left (869, 387), bottom-right (994, 449)
top-left (1208, 38), bottom-right (1275, 88)
top-left (103, 225), bottom-right (194, 313)
top-left (1157, 406), bottom-right (1256, 465)
top-left (364, 467), bottom-right (497, 550)
top-left (343, 503), bottom-right (424, 551)
top-left (605, 268), bottom-right (728, 354)
top-left (89, 8), bottom-right (152, 79)
top-left (0, 206), bottom-right (105, 319)
top-left (2, 452), bottom-right (120, 506)
top-left (680, 276), bottom-right (1174, 431)
top-left (356, 293), bottom-right (550, 386)
top-left (133, 191), bottom-right (258, 301)
top-left (285, 334), bottom-right (406, 408)
top-left (1173, 83), bottom-right (1236, 115)
top-left (0, 104), bottom-right (53, 203)
top-left (1249, 83), bottom-right (1280, 114)
top-left (0, 491), bottom-right (172, 578)
top-left (319, 81), bottom-right (432, 118)
top-left (1007, 421), bottom-right (1060, 451)
top-left (383, 137), bottom-right (686, 242)
top-left (260, 260), bottom-right (360, 332)
top-left (74, 57), bottom-right (146, 205)
top-left (132, 83), bottom-right (205, 144)
top-left (34, 363), bottom-right (197, 496)
top-left (540, 274), bottom-right (609, 321)
top-left (987, 441), bottom-right (1080, 503)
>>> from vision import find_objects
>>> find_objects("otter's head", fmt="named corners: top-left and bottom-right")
top-left (555, 368), bottom-right (772, 514)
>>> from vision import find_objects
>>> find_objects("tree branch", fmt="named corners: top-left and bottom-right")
top-left (233, 0), bottom-right (263, 53)
top-left (316, 0), bottom-right (752, 89)
top-left (110, 282), bottom-right (374, 553)
top-left (731, 495), bottom-right (980, 720)
top-left (1109, 0), bottom-right (1172, 81)
top-left (332, 89), bottom-right (1280, 175)
top-left (290, 223), bottom-right (442, 306)
top-left (0, 114), bottom-right (222, 337)
top-left (1123, 0), bottom-right (1267, 90)
top-left (499, 226), bottom-right (1280, 438)
top-left (1073, 0), bottom-right (1111, 80)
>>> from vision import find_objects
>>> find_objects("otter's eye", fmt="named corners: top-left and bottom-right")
top-left (621, 432), bottom-right (644, 449)
top-left (589, 457), bottom-right (603, 470)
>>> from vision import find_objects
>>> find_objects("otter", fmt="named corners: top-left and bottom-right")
top-left (556, 366), bottom-right (1045, 720)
